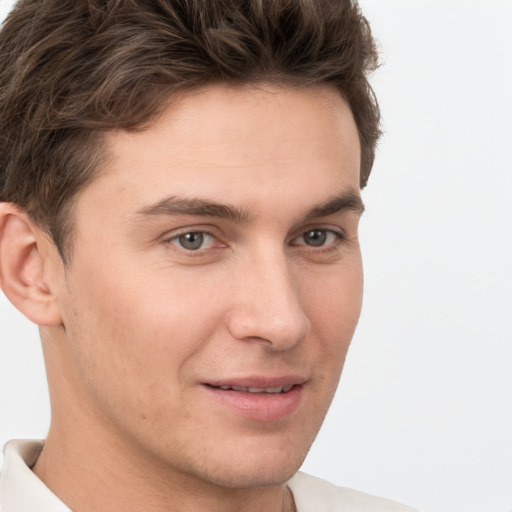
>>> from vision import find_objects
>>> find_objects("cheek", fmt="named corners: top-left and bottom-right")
top-left (307, 259), bottom-right (363, 333)
top-left (303, 260), bottom-right (363, 375)
top-left (63, 262), bottom-right (226, 390)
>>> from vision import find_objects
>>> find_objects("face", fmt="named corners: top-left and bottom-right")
top-left (50, 84), bottom-right (363, 488)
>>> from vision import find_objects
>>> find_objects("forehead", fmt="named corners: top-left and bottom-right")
top-left (110, 83), bottom-right (357, 162)
top-left (78, 84), bottom-right (361, 221)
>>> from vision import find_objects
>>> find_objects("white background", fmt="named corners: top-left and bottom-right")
top-left (0, 1), bottom-right (511, 511)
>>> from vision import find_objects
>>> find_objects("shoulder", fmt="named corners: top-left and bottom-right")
top-left (288, 472), bottom-right (419, 512)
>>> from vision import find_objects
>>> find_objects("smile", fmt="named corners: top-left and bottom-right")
top-left (207, 384), bottom-right (295, 394)
top-left (202, 378), bottom-right (305, 421)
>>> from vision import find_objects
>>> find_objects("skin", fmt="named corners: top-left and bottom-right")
top-left (0, 84), bottom-right (363, 512)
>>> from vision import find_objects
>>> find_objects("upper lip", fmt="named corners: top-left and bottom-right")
top-left (203, 375), bottom-right (308, 389)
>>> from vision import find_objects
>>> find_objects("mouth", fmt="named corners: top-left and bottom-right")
top-left (201, 378), bottom-right (305, 421)
top-left (205, 384), bottom-right (295, 394)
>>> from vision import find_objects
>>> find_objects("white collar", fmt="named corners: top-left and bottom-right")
top-left (0, 439), bottom-right (70, 512)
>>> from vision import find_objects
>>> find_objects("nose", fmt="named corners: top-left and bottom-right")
top-left (226, 249), bottom-right (310, 350)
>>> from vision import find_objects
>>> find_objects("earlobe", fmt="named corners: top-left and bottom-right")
top-left (0, 203), bottom-right (63, 326)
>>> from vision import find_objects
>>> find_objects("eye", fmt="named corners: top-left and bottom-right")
top-left (169, 231), bottom-right (217, 251)
top-left (294, 229), bottom-right (342, 247)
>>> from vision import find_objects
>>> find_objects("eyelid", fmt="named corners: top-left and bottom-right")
top-left (161, 226), bottom-right (225, 251)
top-left (290, 227), bottom-right (346, 246)
top-left (174, 232), bottom-right (215, 250)
top-left (161, 224), bottom-right (218, 241)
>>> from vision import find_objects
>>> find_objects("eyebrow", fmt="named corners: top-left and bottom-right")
top-left (135, 190), bottom-right (364, 223)
top-left (304, 190), bottom-right (365, 219)
top-left (136, 196), bottom-right (252, 223)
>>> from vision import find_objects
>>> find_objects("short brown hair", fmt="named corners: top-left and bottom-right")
top-left (0, 0), bottom-right (380, 260)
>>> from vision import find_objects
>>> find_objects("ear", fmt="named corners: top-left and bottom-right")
top-left (0, 203), bottom-right (63, 326)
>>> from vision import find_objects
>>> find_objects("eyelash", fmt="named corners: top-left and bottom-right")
top-left (162, 229), bottom-right (223, 253)
top-left (163, 227), bottom-right (346, 254)
top-left (291, 229), bottom-right (346, 251)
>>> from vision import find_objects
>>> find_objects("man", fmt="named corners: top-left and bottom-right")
top-left (0, 1), bottom-right (418, 511)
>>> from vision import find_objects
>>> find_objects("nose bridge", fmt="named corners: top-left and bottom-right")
top-left (228, 242), bottom-right (310, 349)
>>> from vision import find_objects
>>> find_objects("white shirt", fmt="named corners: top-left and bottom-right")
top-left (0, 439), bottom-right (418, 512)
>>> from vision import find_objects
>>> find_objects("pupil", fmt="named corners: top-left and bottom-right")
top-left (305, 230), bottom-right (326, 246)
top-left (179, 232), bottom-right (204, 250)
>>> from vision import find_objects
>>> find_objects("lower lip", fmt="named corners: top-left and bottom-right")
top-left (203, 385), bottom-right (303, 421)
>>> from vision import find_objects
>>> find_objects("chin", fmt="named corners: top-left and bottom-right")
top-left (186, 435), bottom-right (312, 490)
top-left (201, 460), bottom-right (301, 490)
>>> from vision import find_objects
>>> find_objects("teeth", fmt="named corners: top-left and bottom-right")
top-left (265, 387), bottom-right (282, 393)
top-left (249, 386), bottom-right (281, 393)
top-left (214, 385), bottom-right (294, 393)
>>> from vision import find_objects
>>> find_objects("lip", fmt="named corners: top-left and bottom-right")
top-left (202, 375), bottom-right (306, 421)
top-left (205, 375), bottom-right (306, 389)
